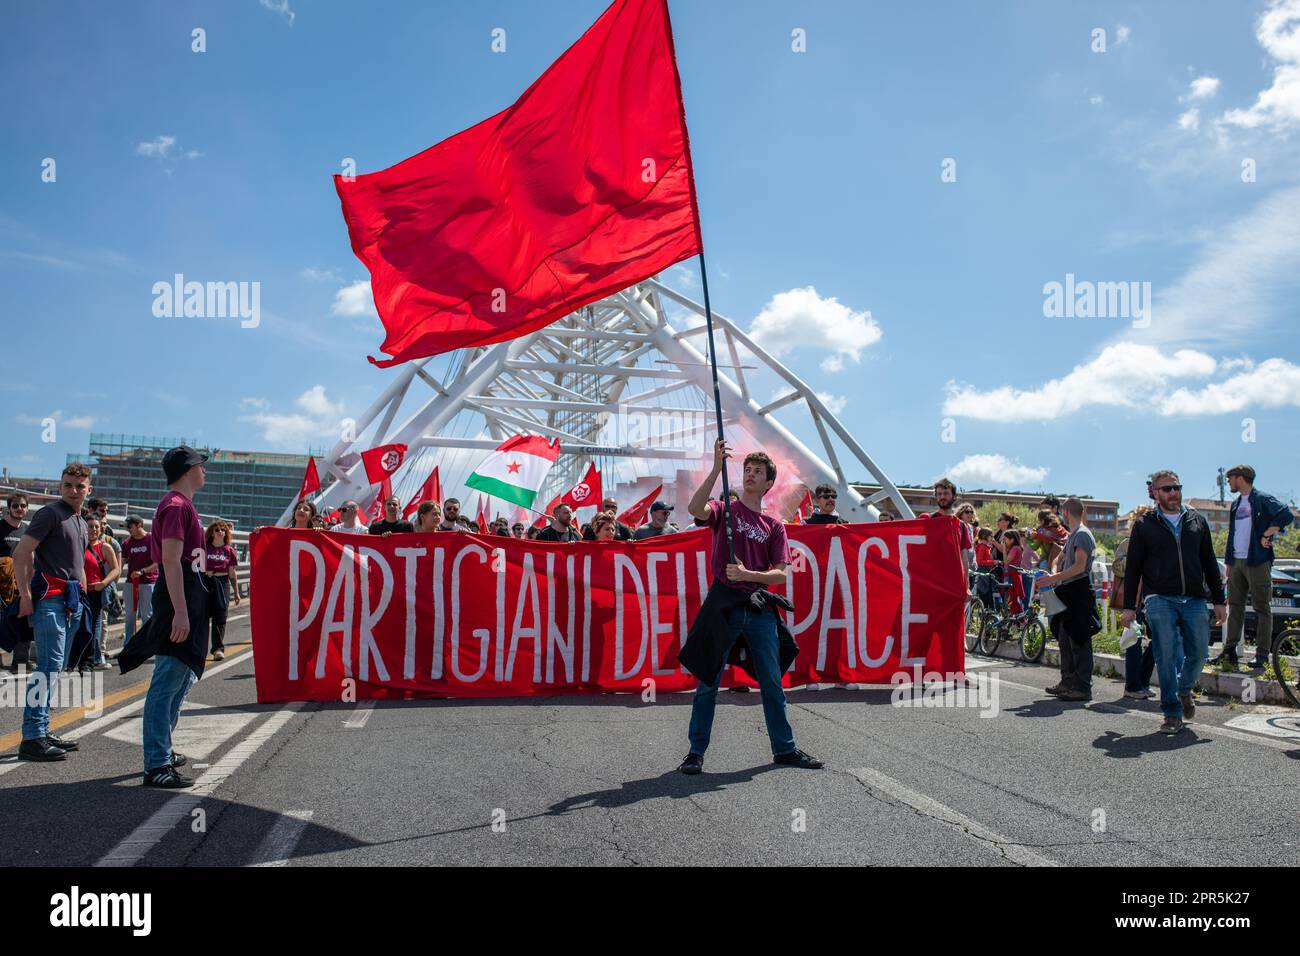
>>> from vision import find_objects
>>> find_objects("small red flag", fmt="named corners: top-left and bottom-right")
top-left (475, 496), bottom-right (489, 534)
top-left (533, 494), bottom-right (562, 529)
top-left (367, 477), bottom-right (392, 524)
top-left (298, 457), bottom-right (321, 500)
top-left (359, 443), bottom-right (408, 484)
top-left (336, 0), bottom-right (702, 367)
top-left (791, 489), bottom-right (812, 524)
top-left (403, 466), bottom-right (442, 520)
top-left (558, 463), bottom-right (603, 512)
top-left (618, 484), bottom-right (663, 529)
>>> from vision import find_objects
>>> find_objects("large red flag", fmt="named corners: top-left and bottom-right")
top-left (359, 443), bottom-right (407, 484)
top-left (557, 463), bottom-right (603, 512)
top-left (533, 494), bottom-right (562, 530)
top-left (298, 457), bottom-right (321, 500)
top-left (618, 484), bottom-right (663, 529)
top-left (403, 466), bottom-right (442, 520)
top-left (335, 0), bottom-right (702, 368)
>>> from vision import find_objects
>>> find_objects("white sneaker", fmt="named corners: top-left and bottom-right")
top-left (212, 650), bottom-right (226, 661)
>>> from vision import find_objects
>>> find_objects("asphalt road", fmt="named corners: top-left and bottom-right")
top-left (3, 612), bottom-right (1300, 867)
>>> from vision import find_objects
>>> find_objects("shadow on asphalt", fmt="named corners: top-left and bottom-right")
top-left (304, 687), bottom-right (903, 711)
top-left (1091, 729), bottom-right (1212, 758)
top-left (547, 765), bottom-right (780, 816)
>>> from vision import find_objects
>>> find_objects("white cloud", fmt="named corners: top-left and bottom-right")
top-left (1115, 25), bottom-right (1131, 45)
top-left (1159, 357), bottom-right (1300, 414)
top-left (1222, 0), bottom-right (1300, 130)
top-left (258, 0), bottom-right (295, 25)
top-left (1177, 108), bottom-right (1200, 131)
top-left (815, 391), bottom-right (847, 415)
top-left (332, 280), bottom-right (377, 317)
top-left (1089, 94), bottom-right (1105, 106)
top-left (943, 343), bottom-right (1218, 421)
top-left (14, 410), bottom-right (97, 429)
top-left (239, 386), bottom-right (345, 448)
top-left (945, 454), bottom-right (1049, 490)
top-left (748, 286), bottom-right (881, 373)
top-left (1188, 76), bottom-right (1221, 100)
top-left (136, 135), bottom-right (202, 165)
top-left (301, 266), bottom-right (341, 282)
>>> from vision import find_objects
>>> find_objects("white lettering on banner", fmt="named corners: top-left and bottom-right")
top-left (317, 546), bottom-right (356, 679)
top-left (897, 535), bottom-right (929, 667)
top-left (494, 553), bottom-right (506, 681)
top-left (288, 540), bottom-right (325, 682)
top-left (357, 549), bottom-right (393, 682)
top-left (546, 552), bottom-right (575, 684)
top-left (451, 544), bottom-right (490, 682)
top-left (580, 555), bottom-right (593, 683)
top-left (858, 537), bottom-right (893, 667)
top-left (786, 540), bottom-right (820, 637)
top-left (645, 552), bottom-right (678, 676)
top-left (614, 554), bottom-right (650, 680)
top-left (817, 537), bottom-right (855, 670)
top-left (394, 547), bottom-right (425, 680)
top-left (430, 548), bottom-right (446, 679)
top-left (506, 553), bottom-right (542, 682)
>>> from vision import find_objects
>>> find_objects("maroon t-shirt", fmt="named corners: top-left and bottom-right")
top-left (205, 544), bottom-right (238, 574)
top-left (705, 498), bottom-right (790, 592)
top-left (150, 491), bottom-right (205, 571)
top-left (122, 533), bottom-right (159, 583)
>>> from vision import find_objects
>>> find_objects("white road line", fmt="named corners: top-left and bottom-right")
top-left (95, 702), bottom-right (303, 867)
top-left (249, 810), bottom-right (314, 867)
top-left (343, 700), bottom-right (376, 728)
top-left (846, 766), bottom-right (1060, 867)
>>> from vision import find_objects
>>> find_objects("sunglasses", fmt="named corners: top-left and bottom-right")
top-left (819, 493), bottom-right (837, 499)
top-left (1156, 484), bottom-right (1182, 493)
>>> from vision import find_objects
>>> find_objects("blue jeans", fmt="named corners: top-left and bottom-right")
top-left (1144, 595), bottom-right (1209, 718)
top-left (142, 654), bottom-right (196, 771)
top-left (22, 596), bottom-right (83, 740)
top-left (687, 604), bottom-right (796, 756)
top-left (123, 581), bottom-right (153, 641)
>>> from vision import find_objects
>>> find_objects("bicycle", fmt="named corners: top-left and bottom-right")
top-left (965, 570), bottom-right (1001, 653)
top-left (978, 570), bottom-right (1048, 662)
top-left (1271, 625), bottom-right (1300, 707)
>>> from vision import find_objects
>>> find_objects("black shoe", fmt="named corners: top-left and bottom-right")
top-left (1045, 682), bottom-right (1067, 696)
top-left (1249, 658), bottom-right (1268, 669)
top-left (143, 765), bottom-right (194, 789)
top-left (1159, 716), bottom-right (1185, 735)
top-left (1210, 651), bottom-right (1239, 665)
top-left (170, 751), bottom-right (187, 768)
top-left (1179, 693), bottom-right (1196, 720)
top-left (45, 734), bottom-right (79, 752)
top-left (678, 752), bottom-right (704, 775)
top-left (774, 748), bottom-right (824, 769)
top-left (728, 686), bottom-right (751, 693)
top-left (18, 738), bottom-right (67, 762)
top-left (1056, 687), bottom-right (1092, 702)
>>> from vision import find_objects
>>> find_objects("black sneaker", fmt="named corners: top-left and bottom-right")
top-left (1179, 693), bottom-right (1196, 720)
top-left (18, 738), bottom-right (67, 762)
top-left (170, 751), bottom-right (187, 768)
top-left (1159, 716), bottom-right (1185, 735)
top-left (728, 686), bottom-right (751, 693)
top-left (1045, 682), bottom-right (1066, 696)
top-left (1057, 687), bottom-right (1092, 702)
top-left (45, 734), bottom-right (79, 752)
top-left (1249, 658), bottom-right (1268, 669)
top-left (143, 765), bottom-right (194, 789)
top-left (678, 752), bottom-right (704, 775)
top-left (773, 748), bottom-right (824, 769)
top-left (1210, 650), bottom-right (1239, 665)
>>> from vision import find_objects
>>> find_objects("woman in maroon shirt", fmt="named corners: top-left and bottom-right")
top-left (203, 520), bottom-right (241, 661)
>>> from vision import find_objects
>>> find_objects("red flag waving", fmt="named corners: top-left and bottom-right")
top-left (558, 463), bottom-right (603, 511)
top-left (403, 466), bottom-right (442, 520)
top-left (533, 494), bottom-right (562, 530)
top-left (791, 489), bottom-right (812, 524)
top-left (618, 484), bottom-right (663, 529)
top-left (366, 478), bottom-right (392, 525)
top-left (298, 457), bottom-right (321, 500)
top-left (475, 497), bottom-right (489, 534)
top-left (336, 0), bottom-right (702, 368)
top-left (359, 443), bottom-right (407, 484)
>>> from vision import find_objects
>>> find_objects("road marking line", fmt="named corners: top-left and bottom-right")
top-left (95, 702), bottom-right (303, 867)
top-left (343, 700), bottom-right (376, 728)
top-left (846, 766), bottom-right (1060, 867)
top-left (249, 810), bottom-right (314, 867)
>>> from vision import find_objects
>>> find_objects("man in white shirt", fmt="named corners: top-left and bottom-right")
top-left (329, 500), bottom-right (367, 533)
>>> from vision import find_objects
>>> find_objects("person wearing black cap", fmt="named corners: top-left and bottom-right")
top-left (633, 501), bottom-right (677, 539)
top-left (120, 445), bottom-right (210, 788)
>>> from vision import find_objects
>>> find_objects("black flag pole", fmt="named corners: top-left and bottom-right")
top-left (696, 251), bottom-right (735, 564)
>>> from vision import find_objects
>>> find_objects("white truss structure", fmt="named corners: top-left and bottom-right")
top-left (290, 277), bottom-right (914, 525)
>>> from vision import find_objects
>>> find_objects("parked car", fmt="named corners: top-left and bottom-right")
top-left (1241, 566), bottom-right (1300, 638)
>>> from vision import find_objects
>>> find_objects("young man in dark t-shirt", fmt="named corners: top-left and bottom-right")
top-left (805, 484), bottom-right (848, 524)
top-left (536, 503), bottom-right (581, 543)
top-left (369, 495), bottom-right (415, 535)
top-left (11, 467), bottom-right (91, 761)
top-left (678, 438), bottom-right (822, 775)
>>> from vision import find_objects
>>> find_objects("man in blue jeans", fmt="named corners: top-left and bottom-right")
top-left (676, 438), bottom-right (821, 774)
top-left (10, 464), bottom-right (92, 761)
top-left (1121, 469), bottom-right (1226, 734)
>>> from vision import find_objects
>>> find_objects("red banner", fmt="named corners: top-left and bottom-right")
top-left (250, 517), bottom-right (967, 702)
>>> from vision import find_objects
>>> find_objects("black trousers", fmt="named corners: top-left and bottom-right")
top-left (208, 576), bottom-right (230, 652)
top-left (1053, 613), bottom-right (1093, 691)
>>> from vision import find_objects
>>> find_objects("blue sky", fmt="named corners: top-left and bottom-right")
top-left (3, 0), bottom-right (1299, 514)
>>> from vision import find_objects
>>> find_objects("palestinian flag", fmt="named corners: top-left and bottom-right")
top-left (465, 435), bottom-right (561, 509)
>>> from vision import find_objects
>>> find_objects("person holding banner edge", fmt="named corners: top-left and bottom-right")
top-left (676, 437), bottom-right (823, 775)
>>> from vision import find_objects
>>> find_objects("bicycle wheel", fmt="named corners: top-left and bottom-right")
top-left (979, 617), bottom-right (1003, 656)
top-left (1019, 615), bottom-right (1047, 663)
top-left (1272, 628), bottom-right (1300, 708)
top-left (965, 599), bottom-right (984, 653)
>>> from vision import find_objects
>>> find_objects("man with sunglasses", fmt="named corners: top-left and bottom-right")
top-left (805, 484), bottom-right (847, 524)
top-left (1121, 470), bottom-right (1226, 734)
top-left (329, 500), bottom-right (367, 534)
